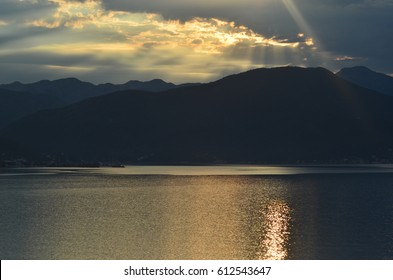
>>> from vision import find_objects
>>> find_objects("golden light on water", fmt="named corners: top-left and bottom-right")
top-left (259, 201), bottom-right (292, 260)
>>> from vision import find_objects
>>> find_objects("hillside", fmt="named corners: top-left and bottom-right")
top-left (2, 67), bottom-right (393, 164)
top-left (0, 88), bottom-right (63, 129)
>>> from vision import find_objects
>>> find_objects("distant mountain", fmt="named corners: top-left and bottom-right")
top-left (0, 78), bottom-right (200, 129)
top-left (0, 78), bottom-right (198, 105)
top-left (0, 88), bottom-right (63, 129)
top-left (337, 66), bottom-right (393, 96)
top-left (2, 66), bottom-right (393, 164)
top-left (103, 79), bottom-right (176, 92)
top-left (0, 78), bottom-right (98, 104)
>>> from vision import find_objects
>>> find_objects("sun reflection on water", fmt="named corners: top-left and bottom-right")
top-left (259, 201), bottom-right (292, 260)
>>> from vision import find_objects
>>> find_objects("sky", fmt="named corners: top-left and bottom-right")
top-left (0, 0), bottom-right (392, 84)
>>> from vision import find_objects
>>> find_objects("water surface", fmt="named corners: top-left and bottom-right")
top-left (1, 165), bottom-right (393, 259)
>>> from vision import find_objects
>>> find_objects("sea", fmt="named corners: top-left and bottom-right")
top-left (1, 165), bottom-right (393, 259)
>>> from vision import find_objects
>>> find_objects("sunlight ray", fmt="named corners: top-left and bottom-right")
top-left (282, 0), bottom-right (314, 41)
top-left (281, 0), bottom-right (327, 64)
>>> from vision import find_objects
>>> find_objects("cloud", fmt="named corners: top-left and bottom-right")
top-left (334, 56), bottom-right (365, 62)
top-left (26, 0), bottom-right (303, 51)
top-left (0, 0), bottom-right (392, 82)
top-left (0, 0), bottom-right (317, 83)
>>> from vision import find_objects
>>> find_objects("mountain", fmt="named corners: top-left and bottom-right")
top-left (0, 78), bottom-right (98, 104)
top-left (0, 77), bottom-right (199, 129)
top-left (337, 66), bottom-right (393, 96)
top-left (2, 66), bottom-right (393, 164)
top-left (103, 79), bottom-right (176, 92)
top-left (0, 88), bottom-right (63, 129)
top-left (0, 78), bottom-right (198, 105)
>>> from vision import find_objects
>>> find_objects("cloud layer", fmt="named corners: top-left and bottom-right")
top-left (0, 0), bottom-right (391, 83)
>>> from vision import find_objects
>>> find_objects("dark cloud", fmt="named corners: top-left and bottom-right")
top-left (292, 1), bottom-right (393, 73)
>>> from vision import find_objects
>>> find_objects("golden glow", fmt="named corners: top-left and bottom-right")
top-left (45, 64), bottom-right (94, 72)
top-left (28, 0), bottom-right (304, 55)
top-left (33, 43), bottom-right (139, 53)
top-left (305, 38), bottom-right (314, 46)
top-left (259, 201), bottom-right (292, 260)
top-left (334, 56), bottom-right (360, 61)
top-left (29, 20), bottom-right (61, 29)
top-left (10, 0), bottom-right (319, 82)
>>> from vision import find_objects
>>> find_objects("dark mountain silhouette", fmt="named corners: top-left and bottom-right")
top-left (103, 79), bottom-right (176, 92)
top-left (337, 66), bottom-right (393, 96)
top-left (2, 66), bottom-right (393, 164)
top-left (0, 78), bottom-right (198, 105)
top-left (0, 78), bottom-right (98, 104)
top-left (0, 78), bottom-right (200, 129)
top-left (0, 88), bottom-right (63, 129)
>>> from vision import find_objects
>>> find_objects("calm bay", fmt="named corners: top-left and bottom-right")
top-left (1, 165), bottom-right (393, 259)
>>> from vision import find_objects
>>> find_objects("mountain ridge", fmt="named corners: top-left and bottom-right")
top-left (0, 77), bottom-right (201, 129)
top-left (0, 77), bottom-right (200, 104)
top-left (2, 66), bottom-right (393, 165)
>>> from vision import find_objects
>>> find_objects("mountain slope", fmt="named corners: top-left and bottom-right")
top-left (337, 66), bottom-right (393, 96)
top-left (0, 88), bottom-right (63, 129)
top-left (2, 67), bottom-right (393, 164)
